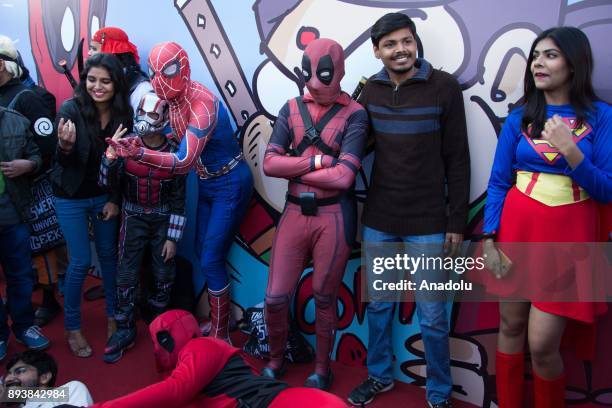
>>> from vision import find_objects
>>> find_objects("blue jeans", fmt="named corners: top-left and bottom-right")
top-left (364, 226), bottom-right (452, 404)
top-left (196, 161), bottom-right (253, 294)
top-left (0, 223), bottom-right (35, 340)
top-left (54, 195), bottom-right (118, 330)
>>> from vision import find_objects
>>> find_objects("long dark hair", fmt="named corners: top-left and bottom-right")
top-left (116, 52), bottom-right (149, 91)
top-left (75, 53), bottom-right (132, 137)
top-left (522, 26), bottom-right (598, 138)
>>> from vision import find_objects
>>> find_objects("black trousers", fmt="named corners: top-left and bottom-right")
top-left (115, 208), bottom-right (175, 327)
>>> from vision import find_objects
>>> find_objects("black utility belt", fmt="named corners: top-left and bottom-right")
top-left (286, 192), bottom-right (342, 216)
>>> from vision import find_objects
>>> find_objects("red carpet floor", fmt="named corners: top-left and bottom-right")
top-left (3, 277), bottom-right (480, 407)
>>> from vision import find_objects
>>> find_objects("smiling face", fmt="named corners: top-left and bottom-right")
top-left (3, 361), bottom-right (50, 388)
top-left (530, 37), bottom-right (571, 100)
top-left (86, 66), bottom-right (114, 104)
top-left (374, 27), bottom-right (418, 83)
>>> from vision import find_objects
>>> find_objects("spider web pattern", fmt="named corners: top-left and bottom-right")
top-left (138, 42), bottom-right (218, 175)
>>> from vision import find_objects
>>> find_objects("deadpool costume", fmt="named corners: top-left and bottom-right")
top-left (91, 310), bottom-right (348, 408)
top-left (100, 93), bottom-right (186, 363)
top-left (261, 38), bottom-right (368, 390)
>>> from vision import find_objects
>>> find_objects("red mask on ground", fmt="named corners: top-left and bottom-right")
top-left (149, 310), bottom-right (200, 373)
top-left (147, 42), bottom-right (190, 101)
top-left (301, 38), bottom-right (344, 106)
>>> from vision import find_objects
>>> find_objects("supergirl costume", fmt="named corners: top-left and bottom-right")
top-left (483, 102), bottom-right (612, 407)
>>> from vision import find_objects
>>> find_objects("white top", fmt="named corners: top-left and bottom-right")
top-left (22, 380), bottom-right (93, 408)
top-left (129, 80), bottom-right (154, 113)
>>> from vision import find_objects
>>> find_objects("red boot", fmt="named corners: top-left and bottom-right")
top-left (533, 371), bottom-right (565, 408)
top-left (208, 286), bottom-right (231, 344)
top-left (496, 350), bottom-right (525, 408)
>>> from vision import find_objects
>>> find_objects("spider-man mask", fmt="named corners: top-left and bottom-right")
top-left (147, 42), bottom-right (190, 101)
top-left (301, 38), bottom-right (345, 106)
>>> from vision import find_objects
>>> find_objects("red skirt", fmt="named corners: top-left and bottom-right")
top-left (599, 203), bottom-right (611, 242)
top-left (481, 187), bottom-right (608, 359)
top-left (486, 187), bottom-right (607, 322)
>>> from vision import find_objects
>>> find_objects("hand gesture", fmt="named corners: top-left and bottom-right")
top-left (444, 232), bottom-right (463, 257)
top-left (483, 239), bottom-right (507, 279)
top-left (161, 240), bottom-right (177, 263)
top-left (0, 159), bottom-right (35, 178)
top-left (541, 114), bottom-right (574, 153)
top-left (57, 118), bottom-right (76, 152)
top-left (101, 202), bottom-right (119, 221)
top-left (105, 124), bottom-right (129, 160)
top-left (105, 136), bottom-right (144, 159)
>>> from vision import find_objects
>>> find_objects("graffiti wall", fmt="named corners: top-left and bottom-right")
top-left (2, 0), bottom-right (611, 405)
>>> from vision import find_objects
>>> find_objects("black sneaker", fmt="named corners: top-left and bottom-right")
top-left (348, 377), bottom-right (394, 406)
top-left (104, 327), bottom-right (136, 363)
top-left (428, 400), bottom-right (453, 408)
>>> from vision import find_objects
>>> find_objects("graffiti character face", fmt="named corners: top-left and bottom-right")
top-left (373, 27), bottom-right (418, 80)
top-left (88, 40), bottom-right (101, 57)
top-left (86, 66), bottom-right (114, 103)
top-left (302, 38), bottom-right (344, 105)
top-left (27, 0), bottom-right (108, 109)
top-left (531, 38), bottom-right (571, 96)
top-left (148, 42), bottom-right (190, 101)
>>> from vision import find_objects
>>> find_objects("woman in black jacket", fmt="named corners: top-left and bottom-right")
top-left (52, 53), bottom-right (131, 357)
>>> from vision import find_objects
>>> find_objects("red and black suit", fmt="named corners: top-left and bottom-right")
top-left (99, 137), bottom-right (186, 329)
top-left (262, 39), bottom-right (368, 386)
top-left (91, 310), bottom-right (348, 408)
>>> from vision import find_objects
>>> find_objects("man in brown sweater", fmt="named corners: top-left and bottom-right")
top-left (348, 13), bottom-right (470, 408)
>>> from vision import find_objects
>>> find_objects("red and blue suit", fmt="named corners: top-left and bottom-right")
top-left (109, 42), bottom-right (254, 343)
top-left (91, 310), bottom-right (348, 408)
top-left (484, 102), bottom-right (612, 408)
top-left (262, 39), bottom-right (368, 389)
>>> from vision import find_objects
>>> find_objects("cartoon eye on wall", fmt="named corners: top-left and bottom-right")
top-left (162, 60), bottom-right (180, 78)
top-left (87, 0), bottom-right (107, 44)
top-left (41, 0), bottom-right (80, 72)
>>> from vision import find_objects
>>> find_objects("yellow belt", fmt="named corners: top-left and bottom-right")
top-left (515, 171), bottom-right (589, 206)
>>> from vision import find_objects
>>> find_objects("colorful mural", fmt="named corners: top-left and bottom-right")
top-left (2, 0), bottom-right (611, 405)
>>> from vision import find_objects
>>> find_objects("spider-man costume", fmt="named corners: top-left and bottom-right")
top-left (100, 93), bottom-right (186, 363)
top-left (90, 310), bottom-right (347, 408)
top-left (261, 38), bottom-right (368, 389)
top-left (110, 42), bottom-right (253, 343)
